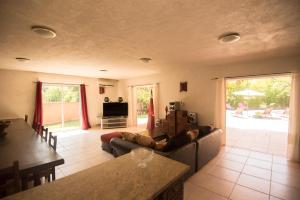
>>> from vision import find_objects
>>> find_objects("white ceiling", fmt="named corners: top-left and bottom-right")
top-left (0, 0), bottom-right (300, 79)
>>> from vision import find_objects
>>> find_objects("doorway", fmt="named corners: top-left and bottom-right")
top-left (225, 75), bottom-right (292, 156)
top-left (136, 85), bottom-right (153, 126)
top-left (42, 84), bottom-right (81, 133)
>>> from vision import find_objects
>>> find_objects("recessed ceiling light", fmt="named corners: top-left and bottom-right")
top-left (99, 69), bottom-right (108, 72)
top-left (31, 26), bottom-right (56, 39)
top-left (139, 57), bottom-right (152, 63)
top-left (219, 32), bottom-right (240, 43)
top-left (15, 57), bottom-right (30, 62)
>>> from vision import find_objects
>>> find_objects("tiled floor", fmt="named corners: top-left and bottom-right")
top-left (53, 127), bottom-right (300, 200)
top-left (185, 146), bottom-right (300, 200)
top-left (54, 126), bottom-right (145, 179)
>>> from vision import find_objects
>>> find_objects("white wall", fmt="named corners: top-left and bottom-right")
top-left (118, 55), bottom-right (300, 126)
top-left (0, 69), bottom-right (118, 126)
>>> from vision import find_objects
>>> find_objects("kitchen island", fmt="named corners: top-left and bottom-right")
top-left (4, 151), bottom-right (189, 200)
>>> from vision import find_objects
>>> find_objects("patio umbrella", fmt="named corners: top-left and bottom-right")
top-left (147, 90), bottom-right (155, 135)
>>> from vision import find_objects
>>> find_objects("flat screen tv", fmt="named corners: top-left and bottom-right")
top-left (103, 102), bottom-right (128, 117)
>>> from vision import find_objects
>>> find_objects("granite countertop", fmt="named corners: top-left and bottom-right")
top-left (4, 152), bottom-right (189, 200)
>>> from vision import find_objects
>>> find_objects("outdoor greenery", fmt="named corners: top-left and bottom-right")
top-left (45, 120), bottom-right (81, 130)
top-left (43, 85), bottom-right (79, 103)
top-left (226, 77), bottom-right (291, 109)
top-left (136, 86), bottom-right (152, 115)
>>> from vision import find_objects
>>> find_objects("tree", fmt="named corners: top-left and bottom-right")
top-left (226, 77), bottom-right (291, 109)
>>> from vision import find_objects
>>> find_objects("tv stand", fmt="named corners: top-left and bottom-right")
top-left (101, 116), bottom-right (127, 129)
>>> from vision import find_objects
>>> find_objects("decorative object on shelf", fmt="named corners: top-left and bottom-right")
top-left (104, 97), bottom-right (110, 102)
top-left (165, 106), bottom-right (168, 118)
top-left (118, 97), bottom-right (123, 103)
top-left (180, 81), bottom-right (187, 92)
top-left (169, 101), bottom-right (181, 111)
top-left (130, 148), bottom-right (154, 168)
top-left (99, 86), bottom-right (105, 94)
top-left (188, 112), bottom-right (198, 124)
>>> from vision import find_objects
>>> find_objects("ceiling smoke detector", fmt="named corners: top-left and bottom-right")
top-left (31, 26), bottom-right (56, 39)
top-left (15, 57), bottom-right (30, 62)
top-left (219, 32), bottom-right (240, 43)
top-left (139, 57), bottom-right (152, 63)
top-left (99, 69), bottom-right (108, 72)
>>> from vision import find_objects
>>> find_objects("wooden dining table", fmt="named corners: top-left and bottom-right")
top-left (0, 118), bottom-right (64, 187)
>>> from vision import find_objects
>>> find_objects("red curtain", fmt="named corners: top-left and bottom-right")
top-left (80, 84), bottom-right (91, 130)
top-left (33, 81), bottom-right (43, 128)
top-left (147, 90), bottom-right (155, 133)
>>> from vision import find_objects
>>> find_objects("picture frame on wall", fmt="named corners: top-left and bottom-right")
top-left (180, 82), bottom-right (187, 92)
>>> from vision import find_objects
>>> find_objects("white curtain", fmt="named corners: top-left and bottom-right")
top-left (288, 73), bottom-right (300, 162)
top-left (127, 86), bottom-right (137, 127)
top-left (214, 78), bottom-right (226, 145)
top-left (152, 83), bottom-right (159, 120)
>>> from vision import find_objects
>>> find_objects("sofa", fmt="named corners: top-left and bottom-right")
top-left (110, 127), bottom-right (222, 180)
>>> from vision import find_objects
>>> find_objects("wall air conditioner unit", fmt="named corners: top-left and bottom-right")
top-left (97, 78), bottom-right (117, 87)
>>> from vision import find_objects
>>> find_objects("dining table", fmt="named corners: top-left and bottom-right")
top-left (0, 118), bottom-right (64, 188)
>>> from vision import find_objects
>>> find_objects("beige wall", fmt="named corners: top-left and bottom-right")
top-left (0, 69), bottom-right (118, 126)
top-left (118, 55), bottom-right (300, 126)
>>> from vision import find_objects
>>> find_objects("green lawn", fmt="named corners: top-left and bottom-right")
top-left (137, 114), bottom-right (148, 119)
top-left (45, 120), bottom-right (80, 130)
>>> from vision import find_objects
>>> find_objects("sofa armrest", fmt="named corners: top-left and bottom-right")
top-left (197, 129), bottom-right (222, 170)
top-left (156, 142), bottom-right (197, 180)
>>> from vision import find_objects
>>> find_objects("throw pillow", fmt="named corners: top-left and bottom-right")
top-left (164, 129), bottom-right (191, 152)
top-left (135, 134), bottom-right (156, 148)
top-left (187, 129), bottom-right (199, 141)
top-left (121, 132), bottom-right (137, 142)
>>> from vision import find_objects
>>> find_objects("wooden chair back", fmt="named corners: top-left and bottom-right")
top-left (41, 127), bottom-right (48, 141)
top-left (0, 161), bottom-right (20, 197)
top-left (35, 124), bottom-right (42, 135)
top-left (24, 115), bottom-right (28, 123)
top-left (49, 132), bottom-right (57, 151)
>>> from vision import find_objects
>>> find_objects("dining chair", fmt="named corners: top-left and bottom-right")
top-left (49, 132), bottom-right (57, 151)
top-left (35, 124), bottom-right (42, 136)
top-left (41, 126), bottom-right (48, 142)
top-left (22, 132), bottom-right (57, 188)
top-left (24, 115), bottom-right (28, 123)
top-left (32, 132), bottom-right (57, 186)
top-left (0, 161), bottom-right (20, 198)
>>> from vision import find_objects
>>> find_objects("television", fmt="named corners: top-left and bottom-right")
top-left (103, 102), bottom-right (128, 117)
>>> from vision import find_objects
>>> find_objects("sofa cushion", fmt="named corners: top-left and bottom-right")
top-left (100, 132), bottom-right (122, 143)
top-left (135, 134), bottom-right (156, 148)
top-left (164, 130), bottom-right (191, 152)
top-left (121, 132), bottom-right (137, 142)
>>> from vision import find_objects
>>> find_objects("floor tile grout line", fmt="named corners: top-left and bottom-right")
top-left (189, 179), bottom-right (231, 199)
top-left (269, 155), bottom-right (273, 200)
top-left (227, 150), bottom-right (249, 199)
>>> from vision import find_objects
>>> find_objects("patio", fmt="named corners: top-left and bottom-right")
top-left (226, 110), bottom-right (288, 156)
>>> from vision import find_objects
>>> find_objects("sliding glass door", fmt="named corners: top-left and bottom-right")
top-left (42, 84), bottom-right (80, 133)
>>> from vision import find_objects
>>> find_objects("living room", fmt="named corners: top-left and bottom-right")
top-left (1, 1), bottom-right (300, 200)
